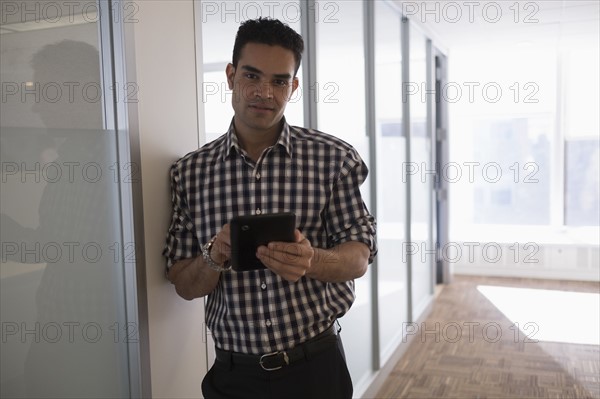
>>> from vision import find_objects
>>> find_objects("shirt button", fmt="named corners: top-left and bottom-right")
top-left (265, 320), bottom-right (272, 327)
top-left (255, 208), bottom-right (262, 215)
top-left (260, 282), bottom-right (267, 290)
top-left (256, 173), bottom-right (261, 180)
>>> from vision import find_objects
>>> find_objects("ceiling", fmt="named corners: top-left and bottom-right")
top-left (394, 0), bottom-right (600, 50)
top-left (2, 0), bottom-right (598, 50)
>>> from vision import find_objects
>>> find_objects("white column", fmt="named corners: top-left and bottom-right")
top-left (127, 1), bottom-right (207, 397)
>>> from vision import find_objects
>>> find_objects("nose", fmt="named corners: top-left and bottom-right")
top-left (256, 80), bottom-right (274, 99)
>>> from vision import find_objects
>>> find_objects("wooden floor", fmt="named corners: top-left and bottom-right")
top-left (375, 275), bottom-right (600, 399)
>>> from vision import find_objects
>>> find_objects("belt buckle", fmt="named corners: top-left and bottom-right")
top-left (259, 351), bottom-right (289, 371)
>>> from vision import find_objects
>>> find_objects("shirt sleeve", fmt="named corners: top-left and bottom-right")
top-left (162, 162), bottom-right (201, 268)
top-left (325, 149), bottom-right (378, 264)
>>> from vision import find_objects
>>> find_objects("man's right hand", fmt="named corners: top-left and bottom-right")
top-left (167, 224), bottom-right (231, 300)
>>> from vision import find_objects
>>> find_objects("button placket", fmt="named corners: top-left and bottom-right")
top-left (253, 163), bottom-right (263, 215)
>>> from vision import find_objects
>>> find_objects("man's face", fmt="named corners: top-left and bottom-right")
top-left (226, 43), bottom-right (299, 136)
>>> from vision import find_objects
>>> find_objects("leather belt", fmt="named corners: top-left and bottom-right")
top-left (215, 324), bottom-right (338, 371)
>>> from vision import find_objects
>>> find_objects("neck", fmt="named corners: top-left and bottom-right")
top-left (234, 119), bottom-right (283, 161)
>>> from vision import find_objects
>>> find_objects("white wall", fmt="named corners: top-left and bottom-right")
top-left (129, 1), bottom-right (206, 397)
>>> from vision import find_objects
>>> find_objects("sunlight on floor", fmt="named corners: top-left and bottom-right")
top-left (477, 285), bottom-right (600, 345)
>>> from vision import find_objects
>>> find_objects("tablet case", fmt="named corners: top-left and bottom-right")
top-left (230, 212), bottom-right (296, 271)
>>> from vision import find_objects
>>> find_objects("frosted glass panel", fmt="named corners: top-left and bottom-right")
top-left (1, 4), bottom-right (132, 397)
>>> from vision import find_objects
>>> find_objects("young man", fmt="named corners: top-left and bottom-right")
top-left (164, 18), bottom-right (377, 399)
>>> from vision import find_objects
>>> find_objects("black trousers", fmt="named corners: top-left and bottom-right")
top-left (201, 335), bottom-right (353, 399)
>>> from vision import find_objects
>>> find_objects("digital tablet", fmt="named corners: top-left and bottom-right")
top-left (230, 212), bottom-right (296, 271)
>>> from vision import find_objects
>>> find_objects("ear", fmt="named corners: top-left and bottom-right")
top-left (226, 63), bottom-right (235, 89)
top-left (291, 76), bottom-right (299, 94)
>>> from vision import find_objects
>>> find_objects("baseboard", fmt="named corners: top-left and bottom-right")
top-left (454, 265), bottom-right (600, 282)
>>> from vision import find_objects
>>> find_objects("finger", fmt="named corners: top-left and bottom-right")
top-left (219, 224), bottom-right (232, 245)
top-left (213, 225), bottom-right (232, 260)
top-left (257, 245), bottom-right (291, 263)
top-left (295, 230), bottom-right (313, 248)
top-left (258, 246), bottom-right (313, 272)
top-left (267, 242), bottom-right (307, 258)
top-left (258, 252), bottom-right (307, 281)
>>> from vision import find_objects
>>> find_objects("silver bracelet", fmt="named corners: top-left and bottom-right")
top-left (201, 235), bottom-right (231, 272)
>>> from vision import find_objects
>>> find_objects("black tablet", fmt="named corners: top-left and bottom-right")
top-left (230, 212), bottom-right (296, 271)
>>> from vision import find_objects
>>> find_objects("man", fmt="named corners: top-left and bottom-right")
top-left (164, 18), bottom-right (376, 399)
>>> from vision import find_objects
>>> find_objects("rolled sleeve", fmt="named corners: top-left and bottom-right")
top-left (326, 150), bottom-right (378, 264)
top-left (162, 163), bottom-right (200, 268)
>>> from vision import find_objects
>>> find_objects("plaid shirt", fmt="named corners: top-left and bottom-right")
top-left (163, 118), bottom-right (377, 354)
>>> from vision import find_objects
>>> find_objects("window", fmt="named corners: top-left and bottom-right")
top-left (564, 44), bottom-right (600, 226)
top-left (201, 1), bottom-right (303, 142)
top-left (471, 116), bottom-right (551, 225)
top-left (448, 40), bottom-right (600, 232)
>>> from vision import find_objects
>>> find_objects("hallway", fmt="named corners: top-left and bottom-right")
top-left (376, 276), bottom-right (600, 398)
top-left (1, 1), bottom-right (598, 397)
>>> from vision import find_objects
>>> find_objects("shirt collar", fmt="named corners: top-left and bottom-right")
top-left (220, 117), bottom-right (293, 161)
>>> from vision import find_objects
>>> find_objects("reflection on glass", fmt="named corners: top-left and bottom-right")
top-left (0, 6), bottom-right (130, 397)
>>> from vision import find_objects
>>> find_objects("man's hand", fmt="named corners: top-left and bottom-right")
top-left (256, 230), bottom-right (314, 282)
top-left (167, 224), bottom-right (232, 300)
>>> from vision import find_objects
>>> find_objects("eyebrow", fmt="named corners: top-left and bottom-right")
top-left (240, 65), bottom-right (292, 80)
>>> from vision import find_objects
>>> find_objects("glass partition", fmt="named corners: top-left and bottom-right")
top-left (201, 0), bottom-right (303, 142)
top-left (0, 2), bottom-right (134, 397)
top-left (409, 25), bottom-right (434, 319)
top-left (315, 0), bottom-right (373, 388)
top-left (374, 0), bottom-right (408, 364)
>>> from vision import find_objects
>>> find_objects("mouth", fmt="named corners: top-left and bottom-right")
top-left (249, 103), bottom-right (275, 112)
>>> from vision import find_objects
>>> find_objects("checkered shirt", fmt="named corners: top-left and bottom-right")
top-left (163, 118), bottom-right (377, 354)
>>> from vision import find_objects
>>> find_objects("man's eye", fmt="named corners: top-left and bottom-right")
top-left (274, 80), bottom-right (289, 87)
top-left (245, 73), bottom-right (258, 79)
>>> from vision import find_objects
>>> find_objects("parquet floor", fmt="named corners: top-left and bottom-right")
top-left (375, 275), bottom-right (600, 399)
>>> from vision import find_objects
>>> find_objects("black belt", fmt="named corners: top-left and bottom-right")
top-left (215, 325), bottom-right (338, 371)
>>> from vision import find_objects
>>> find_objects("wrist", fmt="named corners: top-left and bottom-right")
top-left (202, 236), bottom-right (231, 272)
top-left (305, 248), bottom-right (320, 278)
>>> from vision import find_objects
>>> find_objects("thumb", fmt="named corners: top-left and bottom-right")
top-left (294, 229), bottom-right (304, 243)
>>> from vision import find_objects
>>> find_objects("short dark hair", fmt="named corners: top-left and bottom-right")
top-left (232, 18), bottom-right (304, 75)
